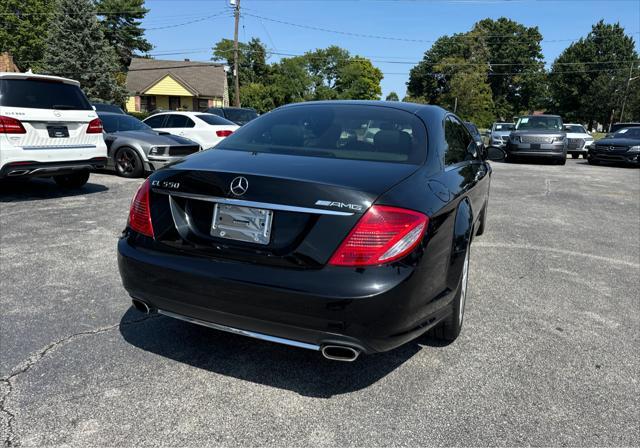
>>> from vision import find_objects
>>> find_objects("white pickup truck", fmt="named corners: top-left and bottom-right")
top-left (0, 72), bottom-right (107, 188)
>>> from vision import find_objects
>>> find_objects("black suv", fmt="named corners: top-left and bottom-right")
top-left (589, 127), bottom-right (640, 166)
top-left (204, 107), bottom-right (258, 126)
top-left (506, 115), bottom-right (567, 165)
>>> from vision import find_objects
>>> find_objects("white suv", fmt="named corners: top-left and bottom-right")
top-left (0, 72), bottom-right (108, 188)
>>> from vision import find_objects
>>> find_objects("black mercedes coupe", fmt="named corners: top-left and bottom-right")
top-left (117, 101), bottom-right (502, 361)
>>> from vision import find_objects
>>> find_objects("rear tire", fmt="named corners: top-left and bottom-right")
top-left (115, 147), bottom-right (144, 178)
top-left (53, 171), bottom-right (90, 189)
top-left (432, 244), bottom-right (470, 342)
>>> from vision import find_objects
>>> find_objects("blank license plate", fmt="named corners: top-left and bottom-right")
top-left (211, 203), bottom-right (273, 245)
top-left (47, 125), bottom-right (69, 138)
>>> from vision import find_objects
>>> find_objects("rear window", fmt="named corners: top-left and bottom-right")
top-left (217, 104), bottom-right (427, 164)
top-left (223, 108), bottom-right (258, 123)
top-left (100, 114), bottom-right (150, 133)
top-left (0, 78), bottom-right (92, 110)
top-left (196, 114), bottom-right (236, 126)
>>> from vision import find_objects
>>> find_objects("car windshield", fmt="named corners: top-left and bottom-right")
top-left (494, 123), bottom-right (515, 131)
top-left (216, 104), bottom-right (427, 164)
top-left (196, 114), bottom-right (236, 126)
top-left (614, 128), bottom-right (640, 139)
top-left (100, 114), bottom-right (151, 133)
top-left (515, 116), bottom-right (563, 131)
top-left (0, 78), bottom-right (92, 110)
top-left (564, 125), bottom-right (587, 134)
top-left (224, 109), bottom-right (258, 123)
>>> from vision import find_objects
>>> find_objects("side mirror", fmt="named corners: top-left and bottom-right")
top-left (486, 146), bottom-right (506, 161)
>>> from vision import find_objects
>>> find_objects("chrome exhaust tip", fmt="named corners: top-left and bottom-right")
top-left (7, 169), bottom-right (31, 176)
top-left (321, 345), bottom-right (361, 362)
top-left (131, 299), bottom-right (153, 314)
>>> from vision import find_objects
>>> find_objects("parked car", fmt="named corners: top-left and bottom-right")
top-left (488, 122), bottom-right (515, 149)
top-left (588, 127), bottom-right (640, 166)
top-left (92, 103), bottom-right (125, 114)
top-left (205, 107), bottom-right (259, 126)
top-left (608, 122), bottom-right (640, 135)
top-left (118, 101), bottom-right (505, 361)
top-left (464, 121), bottom-right (484, 150)
top-left (99, 112), bottom-right (201, 178)
top-left (506, 114), bottom-right (567, 165)
top-left (143, 112), bottom-right (238, 150)
top-left (563, 123), bottom-right (594, 159)
top-left (0, 72), bottom-right (107, 188)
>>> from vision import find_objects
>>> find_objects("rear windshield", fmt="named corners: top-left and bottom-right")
top-left (100, 114), bottom-right (150, 133)
top-left (223, 108), bottom-right (258, 123)
top-left (516, 116), bottom-right (563, 131)
top-left (216, 104), bottom-right (427, 164)
top-left (0, 78), bottom-right (92, 110)
top-left (196, 114), bottom-right (236, 126)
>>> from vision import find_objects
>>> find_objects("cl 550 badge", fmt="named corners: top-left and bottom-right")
top-left (315, 200), bottom-right (363, 211)
top-left (151, 180), bottom-right (180, 189)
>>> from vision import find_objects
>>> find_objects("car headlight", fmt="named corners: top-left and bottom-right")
top-left (628, 145), bottom-right (640, 153)
top-left (553, 136), bottom-right (565, 143)
top-left (149, 146), bottom-right (167, 155)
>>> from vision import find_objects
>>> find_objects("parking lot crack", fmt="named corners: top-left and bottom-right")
top-left (0, 315), bottom-right (157, 447)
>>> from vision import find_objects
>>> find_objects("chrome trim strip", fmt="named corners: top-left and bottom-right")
top-left (157, 309), bottom-right (320, 351)
top-left (153, 188), bottom-right (354, 216)
top-left (22, 144), bottom-right (97, 150)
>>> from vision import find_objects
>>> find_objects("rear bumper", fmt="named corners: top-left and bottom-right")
top-left (117, 236), bottom-right (453, 354)
top-left (0, 157), bottom-right (108, 179)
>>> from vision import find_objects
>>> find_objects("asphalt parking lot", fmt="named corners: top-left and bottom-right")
top-left (1, 159), bottom-right (639, 446)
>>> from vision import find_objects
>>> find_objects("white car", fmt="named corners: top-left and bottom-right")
top-left (0, 72), bottom-right (107, 188)
top-left (143, 111), bottom-right (239, 150)
top-left (563, 123), bottom-right (594, 159)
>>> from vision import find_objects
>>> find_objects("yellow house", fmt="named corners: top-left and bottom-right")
top-left (125, 58), bottom-right (228, 113)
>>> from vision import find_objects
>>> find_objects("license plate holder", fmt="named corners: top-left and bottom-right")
top-left (530, 143), bottom-right (541, 150)
top-left (47, 125), bottom-right (69, 138)
top-left (211, 203), bottom-right (273, 245)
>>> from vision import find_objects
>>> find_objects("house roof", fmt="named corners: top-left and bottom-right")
top-left (126, 58), bottom-right (226, 98)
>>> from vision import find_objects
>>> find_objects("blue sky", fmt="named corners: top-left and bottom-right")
top-left (141, 0), bottom-right (640, 98)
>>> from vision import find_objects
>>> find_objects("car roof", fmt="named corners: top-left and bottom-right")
top-left (564, 123), bottom-right (585, 126)
top-left (150, 111), bottom-right (208, 117)
top-left (0, 71), bottom-right (80, 86)
top-left (280, 100), bottom-right (447, 115)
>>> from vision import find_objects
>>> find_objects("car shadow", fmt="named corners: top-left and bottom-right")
top-left (0, 177), bottom-right (108, 202)
top-left (577, 161), bottom-right (637, 169)
top-left (119, 307), bottom-right (443, 398)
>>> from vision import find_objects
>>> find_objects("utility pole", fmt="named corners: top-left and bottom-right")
top-left (619, 61), bottom-right (638, 122)
top-left (232, 0), bottom-right (241, 107)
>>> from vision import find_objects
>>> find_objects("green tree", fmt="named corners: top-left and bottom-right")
top-left (43, 0), bottom-right (126, 104)
top-left (96, 0), bottom-right (152, 69)
top-left (0, 0), bottom-right (55, 71)
top-left (549, 21), bottom-right (639, 126)
top-left (385, 91), bottom-right (399, 101)
top-left (407, 18), bottom-right (545, 119)
top-left (212, 37), bottom-right (270, 102)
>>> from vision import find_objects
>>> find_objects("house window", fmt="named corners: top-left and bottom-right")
top-left (140, 96), bottom-right (156, 112)
top-left (197, 99), bottom-right (209, 111)
top-left (169, 96), bottom-right (181, 110)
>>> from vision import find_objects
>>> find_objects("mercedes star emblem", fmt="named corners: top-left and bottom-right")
top-left (230, 176), bottom-right (249, 196)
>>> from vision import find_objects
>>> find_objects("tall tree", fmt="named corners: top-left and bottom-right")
top-left (385, 91), bottom-right (399, 101)
top-left (43, 0), bottom-right (126, 104)
top-left (0, 0), bottom-right (54, 71)
top-left (96, 0), bottom-right (152, 69)
top-left (212, 37), bottom-right (270, 102)
top-left (407, 18), bottom-right (546, 119)
top-left (549, 21), bottom-right (639, 126)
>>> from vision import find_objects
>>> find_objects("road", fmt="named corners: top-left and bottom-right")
top-left (1, 159), bottom-right (639, 446)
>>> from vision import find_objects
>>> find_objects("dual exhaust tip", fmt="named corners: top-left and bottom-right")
top-left (131, 299), bottom-right (361, 362)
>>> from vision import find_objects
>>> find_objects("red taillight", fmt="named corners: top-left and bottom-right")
top-left (86, 118), bottom-right (103, 134)
top-left (0, 116), bottom-right (26, 134)
top-left (216, 129), bottom-right (234, 137)
top-left (329, 205), bottom-right (428, 266)
top-left (128, 179), bottom-right (154, 238)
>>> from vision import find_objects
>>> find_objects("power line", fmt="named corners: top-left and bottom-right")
top-left (145, 10), bottom-right (233, 30)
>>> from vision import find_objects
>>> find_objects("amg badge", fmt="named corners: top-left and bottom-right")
top-left (315, 200), bottom-right (363, 211)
